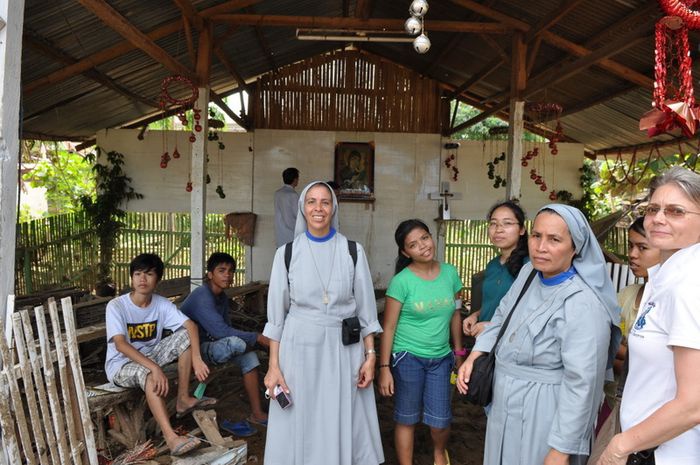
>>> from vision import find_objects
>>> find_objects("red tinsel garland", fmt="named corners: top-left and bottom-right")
top-left (658, 0), bottom-right (700, 30)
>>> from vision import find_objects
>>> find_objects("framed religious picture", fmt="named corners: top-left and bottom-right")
top-left (334, 142), bottom-right (375, 201)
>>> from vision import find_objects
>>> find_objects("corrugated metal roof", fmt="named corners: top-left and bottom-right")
top-left (21, 0), bottom-right (688, 154)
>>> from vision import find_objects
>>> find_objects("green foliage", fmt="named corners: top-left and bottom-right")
top-left (20, 142), bottom-right (95, 220)
top-left (80, 148), bottom-right (143, 288)
top-left (579, 153), bottom-right (700, 220)
top-left (450, 103), bottom-right (545, 142)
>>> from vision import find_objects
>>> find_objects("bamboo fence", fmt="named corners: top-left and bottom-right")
top-left (253, 49), bottom-right (443, 133)
top-left (15, 212), bottom-right (246, 295)
top-left (443, 219), bottom-right (630, 300)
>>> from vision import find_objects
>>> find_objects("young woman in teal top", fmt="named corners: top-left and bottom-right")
top-left (379, 219), bottom-right (464, 465)
top-left (463, 201), bottom-right (529, 338)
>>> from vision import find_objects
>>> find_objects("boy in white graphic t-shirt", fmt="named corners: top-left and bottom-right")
top-left (105, 253), bottom-right (213, 456)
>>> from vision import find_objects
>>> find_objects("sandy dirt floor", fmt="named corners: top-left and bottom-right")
top-left (175, 358), bottom-right (487, 465)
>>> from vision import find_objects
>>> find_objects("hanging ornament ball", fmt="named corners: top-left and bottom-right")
top-left (535, 178), bottom-right (543, 185)
top-left (189, 134), bottom-right (196, 143)
top-left (195, 124), bottom-right (203, 132)
top-left (540, 184), bottom-right (547, 192)
top-left (551, 148), bottom-right (558, 155)
top-left (533, 147), bottom-right (540, 154)
top-left (549, 191), bottom-right (557, 201)
top-left (218, 142), bottom-right (226, 150)
top-left (409, 0), bottom-right (429, 17)
top-left (206, 174), bottom-right (211, 184)
top-left (521, 161), bottom-right (528, 167)
top-left (186, 182), bottom-right (193, 192)
top-left (160, 161), bottom-right (167, 169)
top-left (413, 33), bottom-right (431, 54)
top-left (530, 173), bottom-right (537, 180)
top-left (172, 148), bottom-right (180, 159)
top-left (405, 16), bottom-right (422, 35)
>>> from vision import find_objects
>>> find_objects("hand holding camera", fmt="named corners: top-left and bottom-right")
top-left (265, 385), bottom-right (293, 410)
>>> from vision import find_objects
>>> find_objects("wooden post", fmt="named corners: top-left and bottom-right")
top-left (191, 23), bottom-right (212, 290)
top-left (0, 0), bottom-right (25, 322)
top-left (505, 32), bottom-right (526, 201)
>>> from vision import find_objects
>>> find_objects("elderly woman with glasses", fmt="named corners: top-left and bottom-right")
top-left (598, 166), bottom-right (700, 465)
top-left (457, 204), bottom-right (620, 465)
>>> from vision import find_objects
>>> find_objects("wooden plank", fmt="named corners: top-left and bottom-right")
top-left (21, 310), bottom-right (61, 465)
top-left (61, 297), bottom-right (99, 465)
top-left (212, 14), bottom-right (511, 33)
top-left (11, 312), bottom-right (49, 464)
top-left (0, 370), bottom-right (21, 464)
top-left (0, 324), bottom-right (37, 464)
top-left (47, 298), bottom-right (84, 465)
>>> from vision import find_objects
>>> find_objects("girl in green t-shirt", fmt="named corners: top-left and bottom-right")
top-left (378, 219), bottom-right (464, 465)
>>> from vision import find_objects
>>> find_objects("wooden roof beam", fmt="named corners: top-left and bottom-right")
top-left (449, 0), bottom-right (653, 89)
top-left (24, 0), bottom-right (260, 94)
top-left (546, 84), bottom-right (638, 121)
top-left (422, 0), bottom-right (497, 75)
top-left (76, 0), bottom-right (195, 80)
top-left (214, 47), bottom-right (250, 92)
top-left (355, 0), bottom-right (373, 20)
top-left (210, 91), bottom-right (249, 129)
top-left (211, 15), bottom-right (512, 33)
top-left (172, 0), bottom-right (203, 30)
top-left (483, 25), bottom-right (651, 105)
top-left (23, 32), bottom-right (159, 109)
top-left (593, 135), bottom-right (693, 156)
top-left (479, 34), bottom-right (509, 64)
top-left (446, 0), bottom-right (585, 100)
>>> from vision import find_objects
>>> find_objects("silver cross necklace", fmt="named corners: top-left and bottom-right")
top-left (306, 234), bottom-right (337, 305)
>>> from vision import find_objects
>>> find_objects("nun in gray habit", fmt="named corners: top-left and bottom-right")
top-left (262, 181), bottom-right (384, 465)
top-left (469, 204), bottom-right (621, 465)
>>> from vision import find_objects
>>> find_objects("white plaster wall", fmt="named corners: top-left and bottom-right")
top-left (440, 139), bottom-right (584, 220)
top-left (97, 129), bottom-right (584, 288)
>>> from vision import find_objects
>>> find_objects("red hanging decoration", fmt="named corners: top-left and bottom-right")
top-left (658, 0), bottom-right (700, 29)
top-left (640, 12), bottom-right (699, 137)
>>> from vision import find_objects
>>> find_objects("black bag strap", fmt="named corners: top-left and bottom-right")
top-left (490, 269), bottom-right (537, 355)
top-left (284, 239), bottom-right (358, 272)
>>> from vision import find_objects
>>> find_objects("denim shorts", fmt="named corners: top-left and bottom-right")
top-left (391, 351), bottom-right (454, 429)
top-left (200, 335), bottom-right (260, 375)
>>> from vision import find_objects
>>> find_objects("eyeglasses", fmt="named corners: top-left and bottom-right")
top-left (640, 205), bottom-right (700, 219)
top-left (488, 220), bottom-right (519, 229)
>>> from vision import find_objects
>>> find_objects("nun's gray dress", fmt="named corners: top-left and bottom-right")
top-left (263, 231), bottom-right (384, 465)
top-left (473, 262), bottom-right (612, 465)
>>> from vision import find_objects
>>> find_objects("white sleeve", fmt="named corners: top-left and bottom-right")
top-left (263, 246), bottom-right (290, 341)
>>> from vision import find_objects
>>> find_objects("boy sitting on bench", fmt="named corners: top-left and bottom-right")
top-left (105, 253), bottom-right (214, 456)
top-left (181, 252), bottom-right (270, 426)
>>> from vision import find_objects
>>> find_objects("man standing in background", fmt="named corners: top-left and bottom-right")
top-left (273, 167), bottom-right (299, 247)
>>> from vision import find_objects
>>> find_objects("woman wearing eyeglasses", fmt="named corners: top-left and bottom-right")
top-left (598, 166), bottom-right (700, 465)
top-left (463, 201), bottom-right (529, 338)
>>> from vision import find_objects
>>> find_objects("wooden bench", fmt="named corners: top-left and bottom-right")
top-left (82, 281), bottom-right (268, 450)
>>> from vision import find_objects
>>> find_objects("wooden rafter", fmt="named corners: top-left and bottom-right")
top-left (479, 34), bottom-right (509, 64)
top-left (446, 0), bottom-right (583, 100)
top-left (354, 0), bottom-right (373, 20)
top-left (76, 0), bottom-right (195, 80)
top-left (593, 135), bottom-right (693, 156)
top-left (342, 0), bottom-right (350, 17)
top-left (211, 15), bottom-right (512, 33)
top-left (422, 0), bottom-right (497, 75)
top-left (210, 91), bottom-right (248, 129)
top-left (483, 25), bottom-right (651, 106)
top-left (23, 0), bottom-right (260, 94)
top-left (172, 0), bottom-right (203, 30)
top-left (23, 32), bottom-right (159, 109)
top-left (448, 0), bottom-right (653, 89)
top-left (182, 17), bottom-right (197, 66)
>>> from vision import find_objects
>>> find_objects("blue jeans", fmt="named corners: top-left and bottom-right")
top-left (391, 351), bottom-right (454, 429)
top-left (200, 335), bottom-right (260, 375)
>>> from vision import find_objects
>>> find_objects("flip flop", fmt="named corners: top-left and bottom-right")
top-left (170, 437), bottom-right (200, 457)
top-left (246, 415), bottom-right (268, 427)
top-left (221, 419), bottom-right (257, 437)
top-left (175, 396), bottom-right (218, 419)
top-left (434, 450), bottom-right (450, 465)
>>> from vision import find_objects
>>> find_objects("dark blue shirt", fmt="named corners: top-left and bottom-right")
top-left (180, 284), bottom-right (257, 346)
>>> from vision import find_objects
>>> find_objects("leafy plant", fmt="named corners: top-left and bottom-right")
top-left (80, 148), bottom-right (143, 292)
top-left (450, 103), bottom-right (544, 141)
top-left (20, 141), bottom-right (95, 220)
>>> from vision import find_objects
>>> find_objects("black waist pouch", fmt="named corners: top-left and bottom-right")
top-left (627, 449), bottom-right (656, 465)
top-left (342, 316), bottom-right (361, 345)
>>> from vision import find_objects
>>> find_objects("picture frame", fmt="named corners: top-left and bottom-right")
top-left (334, 142), bottom-right (375, 202)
